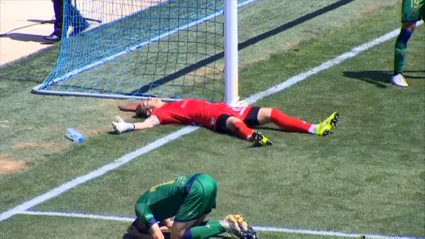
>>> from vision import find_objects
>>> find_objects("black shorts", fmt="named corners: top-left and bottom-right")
top-left (216, 106), bottom-right (261, 134)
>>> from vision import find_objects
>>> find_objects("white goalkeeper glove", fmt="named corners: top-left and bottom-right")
top-left (112, 116), bottom-right (135, 134)
top-left (233, 100), bottom-right (248, 107)
top-left (230, 97), bottom-right (249, 107)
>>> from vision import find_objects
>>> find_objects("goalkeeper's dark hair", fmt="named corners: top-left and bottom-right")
top-left (135, 104), bottom-right (149, 118)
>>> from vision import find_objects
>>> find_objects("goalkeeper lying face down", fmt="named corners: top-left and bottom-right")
top-left (128, 173), bottom-right (258, 239)
top-left (113, 97), bottom-right (339, 146)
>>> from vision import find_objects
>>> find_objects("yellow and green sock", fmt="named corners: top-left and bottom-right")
top-left (394, 28), bottom-right (413, 74)
top-left (182, 220), bottom-right (226, 239)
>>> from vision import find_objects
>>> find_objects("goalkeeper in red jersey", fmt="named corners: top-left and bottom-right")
top-left (112, 97), bottom-right (339, 146)
top-left (127, 173), bottom-right (258, 239)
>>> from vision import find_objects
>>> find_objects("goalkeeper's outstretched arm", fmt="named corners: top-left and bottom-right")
top-left (112, 115), bottom-right (160, 134)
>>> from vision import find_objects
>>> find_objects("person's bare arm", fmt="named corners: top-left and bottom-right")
top-left (127, 218), bottom-right (168, 239)
top-left (149, 224), bottom-right (165, 239)
top-left (160, 218), bottom-right (173, 229)
top-left (133, 116), bottom-right (160, 131)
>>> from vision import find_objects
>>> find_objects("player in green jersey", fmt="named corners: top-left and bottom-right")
top-left (392, 0), bottom-right (424, 87)
top-left (128, 173), bottom-right (258, 239)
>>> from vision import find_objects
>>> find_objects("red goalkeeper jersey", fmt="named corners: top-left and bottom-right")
top-left (151, 99), bottom-right (252, 130)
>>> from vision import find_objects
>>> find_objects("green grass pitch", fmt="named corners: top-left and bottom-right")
top-left (0, 0), bottom-right (423, 238)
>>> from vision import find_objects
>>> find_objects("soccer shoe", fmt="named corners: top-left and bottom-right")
top-left (391, 73), bottom-right (409, 87)
top-left (222, 215), bottom-right (243, 238)
top-left (251, 131), bottom-right (273, 147)
top-left (315, 111), bottom-right (339, 136)
top-left (43, 33), bottom-right (61, 42)
top-left (223, 214), bottom-right (259, 239)
top-left (244, 226), bottom-right (259, 239)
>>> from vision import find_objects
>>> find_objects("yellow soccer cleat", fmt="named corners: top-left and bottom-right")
top-left (251, 131), bottom-right (273, 147)
top-left (223, 214), bottom-right (259, 239)
top-left (222, 214), bottom-right (243, 238)
top-left (315, 111), bottom-right (339, 136)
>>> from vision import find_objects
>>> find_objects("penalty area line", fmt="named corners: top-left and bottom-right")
top-left (0, 23), bottom-right (422, 223)
top-left (19, 210), bottom-right (419, 239)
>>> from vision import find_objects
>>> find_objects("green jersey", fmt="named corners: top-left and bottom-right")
top-left (135, 173), bottom-right (218, 228)
top-left (135, 174), bottom-right (194, 227)
top-left (401, 0), bottom-right (425, 22)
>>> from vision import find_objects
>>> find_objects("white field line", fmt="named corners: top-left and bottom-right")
top-left (20, 211), bottom-right (420, 239)
top-left (0, 22), bottom-right (422, 223)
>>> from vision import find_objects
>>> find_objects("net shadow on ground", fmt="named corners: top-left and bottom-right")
top-left (36, 0), bottom-right (229, 101)
top-left (0, 33), bottom-right (53, 44)
top-left (34, 0), bottom-right (355, 101)
top-left (130, 0), bottom-right (356, 97)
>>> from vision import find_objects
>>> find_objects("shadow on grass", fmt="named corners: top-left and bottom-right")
top-left (27, 19), bottom-right (55, 24)
top-left (253, 126), bottom-right (286, 133)
top-left (0, 19), bottom-right (53, 40)
top-left (343, 70), bottom-right (392, 88)
top-left (0, 33), bottom-right (53, 44)
top-left (343, 70), bottom-right (425, 88)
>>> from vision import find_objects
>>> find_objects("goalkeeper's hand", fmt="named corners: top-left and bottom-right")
top-left (234, 100), bottom-right (248, 107)
top-left (112, 116), bottom-right (135, 134)
top-left (230, 97), bottom-right (249, 107)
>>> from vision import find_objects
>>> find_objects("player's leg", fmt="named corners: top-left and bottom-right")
top-left (66, 0), bottom-right (90, 37)
top-left (179, 215), bottom-right (234, 239)
top-left (419, 0), bottom-right (425, 27)
top-left (43, 0), bottom-right (63, 41)
top-left (220, 114), bottom-right (253, 141)
top-left (54, 0), bottom-right (64, 36)
top-left (217, 114), bottom-right (272, 146)
top-left (128, 217), bottom-right (171, 237)
top-left (392, 0), bottom-right (421, 87)
top-left (173, 174), bottom-right (237, 238)
top-left (255, 107), bottom-right (313, 133)
top-left (252, 107), bottom-right (339, 136)
top-left (421, 0), bottom-right (425, 19)
top-left (392, 21), bottom-right (416, 87)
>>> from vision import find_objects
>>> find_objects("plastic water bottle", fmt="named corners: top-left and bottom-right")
top-left (65, 128), bottom-right (85, 143)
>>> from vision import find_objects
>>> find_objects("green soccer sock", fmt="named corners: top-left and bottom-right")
top-left (183, 220), bottom-right (226, 239)
top-left (393, 29), bottom-right (413, 74)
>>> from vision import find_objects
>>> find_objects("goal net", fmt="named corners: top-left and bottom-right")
top-left (32, 0), bottom-right (258, 103)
